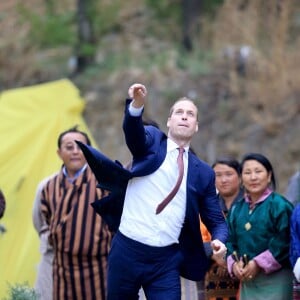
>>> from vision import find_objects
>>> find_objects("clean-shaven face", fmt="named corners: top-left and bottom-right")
top-left (57, 132), bottom-right (88, 177)
top-left (242, 159), bottom-right (272, 200)
top-left (167, 99), bottom-right (198, 144)
top-left (214, 163), bottom-right (240, 198)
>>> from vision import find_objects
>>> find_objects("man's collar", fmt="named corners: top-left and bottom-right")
top-left (167, 138), bottom-right (189, 153)
top-left (62, 164), bottom-right (88, 183)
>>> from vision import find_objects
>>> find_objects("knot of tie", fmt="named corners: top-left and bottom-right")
top-left (177, 146), bottom-right (184, 160)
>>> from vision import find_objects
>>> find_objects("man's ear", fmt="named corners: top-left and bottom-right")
top-left (57, 148), bottom-right (62, 159)
top-left (166, 117), bottom-right (171, 129)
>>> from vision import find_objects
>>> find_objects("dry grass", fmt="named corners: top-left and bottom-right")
top-left (209, 0), bottom-right (300, 134)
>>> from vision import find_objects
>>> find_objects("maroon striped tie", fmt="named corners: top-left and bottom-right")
top-left (156, 147), bottom-right (185, 214)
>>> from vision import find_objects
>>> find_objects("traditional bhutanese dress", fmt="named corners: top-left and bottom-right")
top-left (204, 189), bottom-right (244, 300)
top-left (290, 204), bottom-right (300, 300)
top-left (226, 190), bottom-right (294, 300)
top-left (41, 166), bottom-right (112, 300)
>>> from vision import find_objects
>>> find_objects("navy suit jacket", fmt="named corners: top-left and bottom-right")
top-left (76, 99), bottom-right (228, 281)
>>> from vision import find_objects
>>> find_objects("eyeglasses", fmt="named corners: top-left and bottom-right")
top-left (60, 143), bottom-right (82, 152)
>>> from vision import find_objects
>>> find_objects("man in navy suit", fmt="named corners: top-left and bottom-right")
top-left (99, 83), bottom-right (228, 300)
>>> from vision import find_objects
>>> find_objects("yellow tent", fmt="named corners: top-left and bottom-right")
top-left (0, 79), bottom-right (97, 297)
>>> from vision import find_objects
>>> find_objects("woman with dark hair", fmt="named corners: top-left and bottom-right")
top-left (212, 157), bottom-right (243, 216)
top-left (204, 157), bottom-right (243, 300)
top-left (226, 153), bottom-right (294, 299)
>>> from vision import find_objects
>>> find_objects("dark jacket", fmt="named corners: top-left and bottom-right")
top-left (76, 99), bottom-right (228, 281)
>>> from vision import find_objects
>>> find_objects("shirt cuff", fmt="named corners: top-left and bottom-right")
top-left (128, 102), bottom-right (144, 116)
top-left (227, 255), bottom-right (236, 277)
top-left (253, 250), bottom-right (282, 274)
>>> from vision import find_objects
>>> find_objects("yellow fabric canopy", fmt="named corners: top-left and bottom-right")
top-left (0, 79), bottom-right (97, 297)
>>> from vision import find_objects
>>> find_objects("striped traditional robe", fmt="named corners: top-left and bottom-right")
top-left (41, 167), bottom-right (112, 300)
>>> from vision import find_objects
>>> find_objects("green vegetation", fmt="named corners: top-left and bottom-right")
top-left (17, 5), bottom-right (75, 48)
top-left (3, 282), bottom-right (38, 300)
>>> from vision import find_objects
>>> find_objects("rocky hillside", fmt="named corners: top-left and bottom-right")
top-left (1, 0), bottom-right (300, 193)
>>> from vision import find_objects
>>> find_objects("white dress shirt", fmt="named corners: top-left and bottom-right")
top-left (119, 134), bottom-right (189, 246)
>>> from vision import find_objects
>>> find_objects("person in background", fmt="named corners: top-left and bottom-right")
top-left (105, 83), bottom-right (228, 299)
top-left (203, 157), bottom-right (243, 300)
top-left (32, 175), bottom-right (55, 300)
top-left (40, 126), bottom-right (112, 300)
top-left (290, 203), bottom-right (300, 300)
top-left (290, 204), bottom-right (300, 300)
top-left (0, 189), bottom-right (6, 219)
top-left (212, 157), bottom-right (244, 216)
top-left (285, 170), bottom-right (300, 206)
top-left (226, 153), bottom-right (294, 300)
top-left (285, 168), bottom-right (300, 299)
top-left (0, 189), bottom-right (6, 235)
